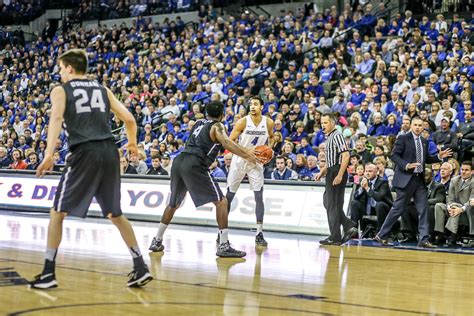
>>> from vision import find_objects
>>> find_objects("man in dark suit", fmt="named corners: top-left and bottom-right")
top-left (399, 167), bottom-right (446, 242)
top-left (350, 163), bottom-right (393, 231)
top-left (375, 117), bottom-right (452, 247)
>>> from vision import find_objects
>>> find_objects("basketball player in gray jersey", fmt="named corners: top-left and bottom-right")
top-left (149, 101), bottom-right (261, 257)
top-left (29, 49), bottom-right (152, 289)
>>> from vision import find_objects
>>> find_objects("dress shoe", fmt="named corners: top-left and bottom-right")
top-left (319, 238), bottom-right (341, 246)
top-left (418, 241), bottom-right (437, 248)
top-left (433, 234), bottom-right (446, 246)
top-left (447, 235), bottom-right (458, 247)
top-left (342, 227), bottom-right (358, 244)
top-left (374, 235), bottom-right (391, 246)
top-left (398, 233), bottom-right (417, 243)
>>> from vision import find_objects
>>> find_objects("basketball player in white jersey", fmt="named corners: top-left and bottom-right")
top-left (226, 96), bottom-right (274, 246)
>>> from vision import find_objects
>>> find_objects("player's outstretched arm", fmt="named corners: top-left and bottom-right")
top-left (106, 87), bottom-right (138, 156)
top-left (36, 86), bottom-right (66, 177)
top-left (212, 122), bottom-right (259, 164)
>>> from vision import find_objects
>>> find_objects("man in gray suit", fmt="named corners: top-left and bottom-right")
top-left (434, 162), bottom-right (473, 246)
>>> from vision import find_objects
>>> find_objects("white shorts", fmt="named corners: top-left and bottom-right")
top-left (227, 156), bottom-right (264, 192)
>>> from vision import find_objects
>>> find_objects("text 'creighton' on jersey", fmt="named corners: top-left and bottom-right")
top-left (238, 115), bottom-right (268, 148)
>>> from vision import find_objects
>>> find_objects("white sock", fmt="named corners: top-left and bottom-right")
top-left (256, 224), bottom-right (263, 234)
top-left (219, 229), bottom-right (229, 245)
top-left (155, 222), bottom-right (168, 240)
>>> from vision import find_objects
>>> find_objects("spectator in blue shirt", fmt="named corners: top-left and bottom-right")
top-left (296, 137), bottom-right (317, 157)
top-left (271, 156), bottom-right (298, 180)
top-left (299, 155), bottom-right (320, 180)
top-left (367, 112), bottom-right (387, 136)
top-left (210, 159), bottom-right (226, 178)
top-left (350, 83), bottom-right (366, 106)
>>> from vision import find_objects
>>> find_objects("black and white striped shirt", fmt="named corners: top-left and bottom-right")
top-left (325, 129), bottom-right (348, 168)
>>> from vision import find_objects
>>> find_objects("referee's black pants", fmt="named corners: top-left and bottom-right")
top-left (324, 165), bottom-right (353, 242)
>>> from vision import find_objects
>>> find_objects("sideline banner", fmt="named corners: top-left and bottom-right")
top-left (0, 173), bottom-right (352, 235)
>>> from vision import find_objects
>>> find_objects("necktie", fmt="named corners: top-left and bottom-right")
top-left (415, 137), bottom-right (423, 173)
top-left (366, 181), bottom-right (376, 214)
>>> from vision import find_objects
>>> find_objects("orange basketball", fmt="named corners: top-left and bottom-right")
top-left (255, 145), bottom-right (274, 164)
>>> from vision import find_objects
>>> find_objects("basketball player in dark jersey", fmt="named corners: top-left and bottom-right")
top-left (29, 49), bottom-right (153, 289)
top-left (149, 101), bottom-right (260, 257)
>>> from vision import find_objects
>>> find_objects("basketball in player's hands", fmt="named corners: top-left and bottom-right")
top-left (255, 145), bottom-right (274, 164)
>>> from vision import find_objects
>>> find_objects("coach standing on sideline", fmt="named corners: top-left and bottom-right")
top-left (315, 113), bottom-right (358, 245)
top-left (375, 117), bottom-right (452, 247)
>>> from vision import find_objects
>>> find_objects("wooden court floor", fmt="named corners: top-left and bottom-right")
top-left (0, 211), bottom-right (473, 316)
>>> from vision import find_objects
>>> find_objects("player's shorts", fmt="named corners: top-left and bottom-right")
top-left (53, 139), bottom-right (122, 218)
top-left (227, 156), bottom-right (264, 193)
top-left (169, 153), bottom-right (224, 208)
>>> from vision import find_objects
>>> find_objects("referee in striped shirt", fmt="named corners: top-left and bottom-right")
top-left (315, 113), bottom-right (358, 245)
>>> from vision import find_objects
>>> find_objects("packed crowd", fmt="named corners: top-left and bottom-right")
top-left (0, 3), bottom-right (473, 240)
top-left (0, 0), bottom-right (45, 25)
top-left (69, 0), bottom-right (199, 21)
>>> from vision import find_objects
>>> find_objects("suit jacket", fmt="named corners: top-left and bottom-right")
top-left (353, 177), bottom-right (393, 207)
top-left (447, 175), bottom-right (473, 209)
top-left (391, 132), bottom-right (440, 188)
top-left (427, 181), bottom-right (446, 207)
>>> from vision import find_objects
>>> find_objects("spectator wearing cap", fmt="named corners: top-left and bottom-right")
top-left (432, 117), bottom-right (458, 152)
top-left (285, 111), bottom-right (299, 135)
top-left (161, 152), bottom-right (172, 175)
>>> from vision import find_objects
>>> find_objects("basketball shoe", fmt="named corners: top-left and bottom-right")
top-left (216, 241), bottom-right (246, 258)
top-left (28, 273), bottom-right (58, 289)
top-left (255, 232), bottom-right (268, 246)
top-left (149, 237), bottom-right (164, 252)
top-left (127, 266), bottom-right (153, 287)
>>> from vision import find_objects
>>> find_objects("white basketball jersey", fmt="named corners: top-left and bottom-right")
top-left (239, 115), bottom-right (268, 148)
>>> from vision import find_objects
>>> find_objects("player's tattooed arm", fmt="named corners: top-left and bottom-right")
top-left (213, 123), bottom-right (259, 164)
